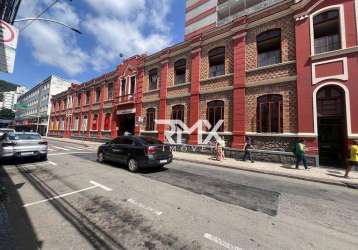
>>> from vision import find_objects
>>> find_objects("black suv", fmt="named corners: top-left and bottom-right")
top-left (97, 136), bottom-right (173, 172)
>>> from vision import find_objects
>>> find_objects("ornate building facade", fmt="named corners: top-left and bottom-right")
top-left (49, 0), bottom-right (358, 166)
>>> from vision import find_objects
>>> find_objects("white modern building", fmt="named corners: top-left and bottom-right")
top-left (15, 75), bottom-right (71, 135)
top-left (185, 0), bottom-right (286, 39)
top-left (0, 86), bottom-right (27, 110)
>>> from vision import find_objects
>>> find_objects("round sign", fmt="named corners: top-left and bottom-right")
top-left (0, 21), bottom-right (15, 43)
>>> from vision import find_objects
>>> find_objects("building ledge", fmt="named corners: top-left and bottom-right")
top-left (142, 98), bottom-right (160, 104)
top-left (311, 46), bottom-right (358, 61)
top-left (246, 76), bottom-right (297, 88)
top-left (245, 132), bottom-right (316, 138)
top-left (167, 93), bottom-right (191, 100)
top-left (200, 73), bottom-right (233, 84)
top-left (201, 86), bottom-right (233, 95)
top-left (143, 89), bottom-right (160, 95)
top-left (246, 61), bottom-right (296, 73)
top-left (167, 82), bottom-right (191, 90)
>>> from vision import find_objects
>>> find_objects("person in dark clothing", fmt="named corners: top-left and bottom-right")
top-left (294, 139), bottom-right (308, 170)
top-left (243, 137), bottom-right (254, 163)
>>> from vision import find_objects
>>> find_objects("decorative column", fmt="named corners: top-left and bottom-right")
top-left (69, 93), bottom-right (76, 138)
top-left (135, 64), bottom-right (145, 136)
top-left (87, 87), bottom-right (94, 138)
top-left (97, 84), bottom-right (105, 138)
top-left (78, 92), bottom-right (83, 137)
top-left (111, 75), bottom-right (121, 138)
top-left (187, 47), bottom-right (201, 145)
top-left (158, 59), bottom-right (169, 141)
top-left (231, 32), bottom-right (247, 148)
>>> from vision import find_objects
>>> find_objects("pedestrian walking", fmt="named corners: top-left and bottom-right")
top-left (216, 141), bottom-right (225, 161)
top-left (242, 137), bottom-right (254, 163)
top-left (344, 140), bottom-right (358, 178)
top-left (294, 139), bottom-right (308, 170)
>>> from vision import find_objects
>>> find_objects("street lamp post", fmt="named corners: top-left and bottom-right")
top-left (13, 17), bottom-right (82, 34)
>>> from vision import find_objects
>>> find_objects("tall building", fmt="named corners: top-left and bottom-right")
top-left (185, 0), bottom-right (218, 39)
top-left (15, 75), bottom-right (71, 135)
top-left (0, 86), bottom-right (27, 110)
top-left (185, 0), bottom-right (288, 39)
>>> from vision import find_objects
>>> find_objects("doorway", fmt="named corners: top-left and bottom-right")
top-left (316, 85), bottom-right (347, 166)
top-left (117, 113), bottom-right (135, 136)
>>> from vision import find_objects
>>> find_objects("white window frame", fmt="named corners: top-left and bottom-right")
top-left (309, 4), bottom-right (346, 56)
top-left (129, 75), bottom-right (136, 96)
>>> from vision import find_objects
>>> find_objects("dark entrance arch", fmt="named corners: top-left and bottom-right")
top-left (316, 85), bottom-right (347, 166)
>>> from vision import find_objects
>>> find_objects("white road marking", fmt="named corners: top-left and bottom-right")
top-left (53, 146), bottom-right (70, 151)
top-left (47, 161), bottom-right (57, 166)
top-left (23, 181), bottom-right (112, 207)
top-left (47, 148), bottom-right (56, 151)
top-left (90, 181), bottom-right (113, 191)
top-left (23, 185), bottom-right (97, 207)
top-left (62, 146), bottom-right (84, 151)
top-left (48, 152), bottom-right (93, 156)
top-left (204, 233), bottom-right (242, 250)
top-left (127, 198), bottom-right (162, 216)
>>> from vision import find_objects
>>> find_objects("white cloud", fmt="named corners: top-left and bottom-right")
top-left (84, 0), bottom-right (174, 70)
top-left (17, 0), bottom-right (87, 76)
top-left (16, 0), bottom-right (175, 75)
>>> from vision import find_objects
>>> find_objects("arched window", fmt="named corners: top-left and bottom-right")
top-left (209, 47), bottom-right (225, 77)
top-left (174, 59), bottom-right (186, 84)
top-left (257, 94), bottom-right (283, 133)
top-left (317, 86), bottom-right (345, 117)
top-left (171, 105), bottom-right (185, 122)
top-left (207, 100), bottom-right (224, 132)
top-left (257, 29), bottom-right (281, 67)
top-left (146, 108), bottom-right (156, 131)
top-left (313, 10), bottom-right (341, 54)
top-left (149, 69), bottom-right (158, 90)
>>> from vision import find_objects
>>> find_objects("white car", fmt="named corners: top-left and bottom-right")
top-left (0, 132), bottom-right (48, 160)
top-left (0, 128), bottom-right (15, 137)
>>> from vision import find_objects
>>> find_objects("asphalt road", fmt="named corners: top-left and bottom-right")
top-left (0, 139), bottom-right (358, 250)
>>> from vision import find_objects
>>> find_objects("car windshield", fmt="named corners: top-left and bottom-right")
top-left (140, 136), bottom-right (163, 145)
top-left (0, 129), bottom-right (14, 136)
top-left (8, 133), bottom-right (41, 140)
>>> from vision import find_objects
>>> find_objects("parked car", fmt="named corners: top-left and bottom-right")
top-left (0, 132), bottom-right (48, 161)
top-left (0, 128), bottom-right (15, 137)
top-left (97, 135), bottom-right (173, 172)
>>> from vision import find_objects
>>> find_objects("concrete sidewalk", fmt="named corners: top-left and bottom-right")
top-left (173, 152), bottom-right (358, 188)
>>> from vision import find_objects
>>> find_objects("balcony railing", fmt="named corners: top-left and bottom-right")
top-left (217, 0), bottom-right (286, 26)
top-left (116, 94), bottom-right (134, 104)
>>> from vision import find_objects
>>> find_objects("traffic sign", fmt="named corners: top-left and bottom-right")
top-left (0, 20), bottom-right (19, 74)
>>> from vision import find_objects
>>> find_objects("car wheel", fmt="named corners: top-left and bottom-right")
top-left (97, 152), bottom-right (105, 163)
top-left (128, 158), bottom-right (139, 172)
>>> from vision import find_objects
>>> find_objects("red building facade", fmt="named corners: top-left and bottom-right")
top-left (49, 55), bottom-right (144, 140)
top-left (49, 0), bottom-right (358, 166)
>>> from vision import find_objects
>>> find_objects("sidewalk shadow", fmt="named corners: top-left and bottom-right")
top-left (16, 165), bottom-right (126, 250)
top-left (0, 165), bottom-right (41, 250)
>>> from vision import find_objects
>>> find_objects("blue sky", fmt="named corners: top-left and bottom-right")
top-left (0, 0), bottom-right (185, 88)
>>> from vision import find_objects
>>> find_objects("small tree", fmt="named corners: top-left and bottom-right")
top-left (0, 108), bottom-right (15, 120)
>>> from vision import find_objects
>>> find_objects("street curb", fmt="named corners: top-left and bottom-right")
top-left (174, 157), bottom-right (353, 188)
top-left (44, 137), bottom-right (97, 148)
